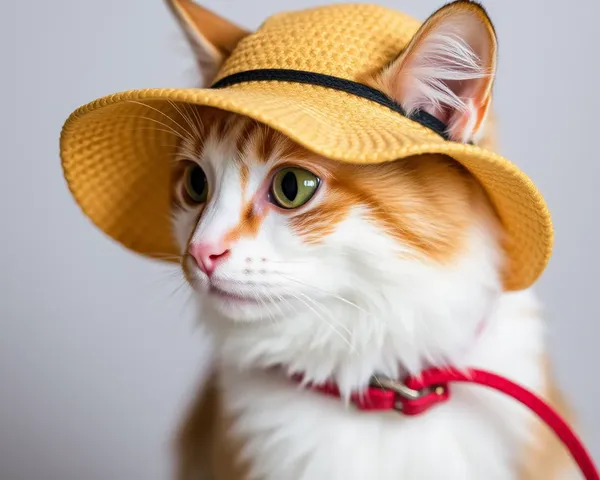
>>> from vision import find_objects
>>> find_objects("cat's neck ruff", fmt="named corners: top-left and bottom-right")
top-left (264, 317), bottom-right (488, 412)
top-left (215, 295), bottom-right (496, 400)
top-left (218, 314), bottom-right (488, 414)
top-left (217, 290), bottom-right (549, 479)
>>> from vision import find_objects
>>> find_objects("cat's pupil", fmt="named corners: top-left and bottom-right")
top-left (281, 171), bottom-right (298, 201)
top-left (190, 166), bottom-right (206, 194)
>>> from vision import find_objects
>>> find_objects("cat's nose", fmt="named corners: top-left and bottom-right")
top-left (188, 242), bottom-right (230, 276)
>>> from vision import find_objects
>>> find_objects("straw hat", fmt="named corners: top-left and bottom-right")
top-left (59, 1), bottom-right (553, 291)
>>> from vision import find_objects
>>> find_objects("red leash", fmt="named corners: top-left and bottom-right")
top-left (298, 367), bottom-right (599, 479)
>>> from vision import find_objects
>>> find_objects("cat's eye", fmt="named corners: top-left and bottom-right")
top-left (270, 167), bottom-right (320, 209)
top-left (183, 163), bottom-right (208, 203)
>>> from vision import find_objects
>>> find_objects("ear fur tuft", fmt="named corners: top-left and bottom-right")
top-left (371, 1), bottom-right (497, 143)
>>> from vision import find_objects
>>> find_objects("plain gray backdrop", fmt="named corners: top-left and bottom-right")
top-left (2, 0), bottom-right (598, 479)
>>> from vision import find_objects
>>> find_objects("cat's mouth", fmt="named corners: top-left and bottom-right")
top-left (208, 285), bottom-right (265, 304)
top-left (205, 282), bottom-right (293, 321)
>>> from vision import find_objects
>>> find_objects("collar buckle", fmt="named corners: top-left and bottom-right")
top-left (369, 375), bottom-right (427, 400)
top-left (369, 375), bottom-right (450, 415)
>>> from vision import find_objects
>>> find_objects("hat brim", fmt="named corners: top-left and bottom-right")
top-left (60, 82), bottom-right (553, 290)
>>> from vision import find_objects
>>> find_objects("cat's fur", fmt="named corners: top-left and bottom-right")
top-left (164, 1), bottom-right (576, 478)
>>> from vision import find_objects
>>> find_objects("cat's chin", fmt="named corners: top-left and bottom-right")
top-left (184, 275), bottom-right (278, 323)
top-left (197, 286), bottom-right (291, 325)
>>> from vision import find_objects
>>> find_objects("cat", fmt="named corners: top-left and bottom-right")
top-left (164, 1), bottom-right (576, 478)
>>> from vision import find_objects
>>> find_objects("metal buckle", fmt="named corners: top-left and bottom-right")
top-left (369, 375), bottom-right (447, 412)
top-left (369, 375), bottom-right (428, 400)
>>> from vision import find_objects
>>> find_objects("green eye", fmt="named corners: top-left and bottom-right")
top-left (271, 167), bottom-right (320, 209)
top-left (183, 163), bottom-right (208, 203)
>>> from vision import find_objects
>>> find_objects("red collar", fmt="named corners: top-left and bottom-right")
top-left (293, 370), bottom-right (449, 416)
top-left (290, 366), bottom-right (599, 480)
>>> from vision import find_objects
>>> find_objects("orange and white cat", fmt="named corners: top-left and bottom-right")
top-left (165, 1), bottom-right (575, 478)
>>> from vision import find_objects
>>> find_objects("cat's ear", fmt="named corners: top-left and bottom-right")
top-left (166, 0), bottom-right (250, 85)
top-left (371, 1), bottom-right (497, 143)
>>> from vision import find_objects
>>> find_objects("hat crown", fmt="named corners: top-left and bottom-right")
top-left (214, 4), bottom-right (421, 84)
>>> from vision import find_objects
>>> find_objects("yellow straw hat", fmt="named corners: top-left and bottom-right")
top-left (59, 1), bottom-right (553, 291)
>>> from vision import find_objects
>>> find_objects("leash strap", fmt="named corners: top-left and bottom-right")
top-left (304, 367), bottom-right (599, 479)
top-left (405, 368), bottom-right (599, 480)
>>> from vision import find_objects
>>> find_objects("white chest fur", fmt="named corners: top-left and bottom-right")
top-left (219, 291), bottom-right (548, 480)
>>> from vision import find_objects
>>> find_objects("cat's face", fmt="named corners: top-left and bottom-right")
top-left (163, 0), bottom-right (503, 374)
top-left (171, 108), bottom-right (502, 340)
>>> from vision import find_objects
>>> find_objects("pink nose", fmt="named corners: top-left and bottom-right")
top-left (188, 242), bottom-right (230, 276)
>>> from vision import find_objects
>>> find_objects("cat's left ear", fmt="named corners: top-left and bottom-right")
top-left (166, 0), bottom-right (251, 85)
top-left (371, 1), bottom-right (497, 143)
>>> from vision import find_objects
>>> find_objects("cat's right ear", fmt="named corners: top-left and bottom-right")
top-left (165, 0), bottom-right (250, 85)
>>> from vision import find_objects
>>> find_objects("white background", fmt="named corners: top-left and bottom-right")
top-left (2, 1), bottom-right (599, 478)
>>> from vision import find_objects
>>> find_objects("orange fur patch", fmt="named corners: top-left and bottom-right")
top-left (239, 163), bottom-right (249, 197)
top-left (224, 202), bottom-right (265, 244)
top-left (175, 373), bottom-right (250, 480)
top-left (290, 155), bottom-right (498, 262)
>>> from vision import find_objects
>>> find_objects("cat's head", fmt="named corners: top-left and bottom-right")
top-left (168, 1), bottom-right (504, 375)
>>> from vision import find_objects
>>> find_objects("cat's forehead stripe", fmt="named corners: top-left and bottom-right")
top-left (235, 119), bottom-right (259, 159)
top-left (240, 163), bottom-right (250, 199)
top-left (255, 127), bottom-right (280, 164)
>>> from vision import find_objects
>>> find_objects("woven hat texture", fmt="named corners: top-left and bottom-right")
top-left (60, 3), bottom-right (553, 291)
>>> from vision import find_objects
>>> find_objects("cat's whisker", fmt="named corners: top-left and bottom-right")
top-left (159, 143), bottom-right (187, 150)
top-left (152, 265), bottom-right (184, 276)
top-left (276, 292), bottom-right (298, 317)
top-left (126, 100), bottom-right (195, 140)
top-left (267, 293), bottom-right (286, 326)
top-left (155, 272), bottom-right (195, 322)
top-left (125, 268), bottom-right (191, 322)
top-left (277, 273), bottom-right (370, 316)
top-left (179, 290), bottom-right (197, 322)
top-left (292, 290), bottom-right (353, 337)
top-left (81, 129), bottom-right (182, 150)
top-left (255, 288), bottom-right (278, 326)
top-left (181, 102), bottom-right (207, 144)
top-left (259, 286), bottom-right (287, 320)
top-left (260, 260), bottom-right (312, 265)
top-left (150, 257), bottom-right (183, 263)
top-left (167, 100), bottom-right (199, 140)
top-left (254, 284), bottom-right (300, 318)
top-left (142, 253), bottom-right (184, 264)
top-left (148, 254), bottom-right (184, 262)
top-left (280, 287), bottom-right (354, 350)
top-left (186, 104), bottom-right (207, 142)
top-left (168, 278), bottom-right (190, 299)
top-left (139, 272), bottom-right (185, 294)
top-left (111, 114), bottom-right (188, 141)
